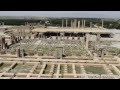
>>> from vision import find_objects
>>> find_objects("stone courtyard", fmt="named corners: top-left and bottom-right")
top-left (0, 19), bottom-right (120, 79)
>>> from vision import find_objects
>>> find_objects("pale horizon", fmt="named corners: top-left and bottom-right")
top-left (0, 11), bottom-right (120, 18)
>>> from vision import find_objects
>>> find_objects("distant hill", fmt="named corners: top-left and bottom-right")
top-left (0, 16), bottom-right (49, 20)
top-left (0, 16), bottom-right (117, 20)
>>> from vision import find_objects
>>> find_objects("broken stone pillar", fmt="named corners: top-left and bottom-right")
top-left (93, 53), bottom-right (99, 61)
top-left (101, 48), bottom-right (105, 59)
top-left (72, 36), bottom-right (74, 40)
top-left (41, 34), bottom-right (43, 39)
top-left (102, 19), bottom-right (104, 28)
top-left (17, 37), bottom-right (19, 42)
top-left (20, 29), bottom-right (22, 36)
top-left (23, 29), bottom-right (25, 36)
top-left (5, 43), bottom-right (8, 49)
top-left (18, 37), bottom-right (20, 41)
top-left (74, 19), bottom-right (77, 28)
top-left (62, 19), bottom-right (64, 28)
top-left (25, 22), bottom-right (26, 26)
top-left (63, 33), bottom-right (65, 39)
top-left (26, 22), bottom-right (27, 26)
top-left (82, 20), bottom-right (84, 28)
top-left (55, 47), bottom-right (63, 59)
top-left (0, 38), bottom-right (2, 50)
top-left (56, 33), bottom-right (58, 39)
top-left (21, 49), bottom-right (25, 58)
top-left (97, 48), bottom-right (104, 59)
top-left (84, 20), bottom-right (85, 28)
top-left (78, 21), bottom-right (80, 28)
top-left (60, 32), bottom-right (63, 39)
top-left (29, 36), bottom-right (31, 39)
top-left (31, 35), bottom-right (35, 39)
top-left (72, 20), bottom-right (74, 28)
top-left (10, 36), bottom-right (13, 44)
top-left (11, 35), bottom-right (16, 44)
top-left (71, 20), bottom-right (73, 28)
top-left (20, 36), bottom-right (22, 40)
top-left (1, 37), bottom-right (5, 49)
top-left (23, 36), bottom-right (25, 39)
top-left (2, 22), bottom-right (4, 26)
top-left (15, 37), bottom-right (18, 43)
top-left (97, 33), bottom-right (100, 43)
top-left (85, 34), bottom-right (90, 50)
top-left (90, 22), bottom-right (92, 28)
top-left (39, 34), bottom-right (41, 39)
top-left (66, 19), bottom-right (68, 28)
top-left (17, 48), bottom-right (20, 58)
top-left (1, 37), bottom-right (3, 49)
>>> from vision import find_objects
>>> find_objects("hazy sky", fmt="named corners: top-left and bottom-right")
top-left (0, 11), bottom-right (120, 18)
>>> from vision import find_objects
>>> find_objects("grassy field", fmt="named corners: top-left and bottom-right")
top-left (85, 66), bottom-right (107, 75)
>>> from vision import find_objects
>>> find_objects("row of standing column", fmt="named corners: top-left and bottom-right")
top-left (62, 19), bottom-right (104, 28)
top-left (62, 19), bottom-right (104, 29)
top-left (62, 19), bottom-right (86, 28)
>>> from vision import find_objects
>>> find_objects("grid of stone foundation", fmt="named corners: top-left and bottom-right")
top-left (9, 38), bottom-right (89, 57)
top-left (0, 60), bottom-right (120, 79)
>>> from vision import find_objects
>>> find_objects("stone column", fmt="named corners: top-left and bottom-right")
top-left (84, 20), bottom-right (85, 28)
top-left (60, 47), bottom-right (63, 59)
top-left (102, 19), bottom-right (104, 28)
top-left (5, 43), bottom-right (7, 49)
top-left (39, 33), bottom-right (41, 39)
top-left (25, 22), bottom-right (26, 26)
top-left (97, 33), bottom-right (100, 43)
top-left (93, 53), bottom-right (99, 61)
top-left (23, 29), bottom-right (25, 36)
top-left (90, 22), bottom-right (92, 28)
top-left (62, 19), bottom-right (64, 28)
top-left (78, 21), bottom-right (80, 29)
top-left (66, 19), bottom-right (68, 28)
top-left (74, 19), bottom-right (77, 28)
top-left (2, 22), bottom-right (4, 26)
top-left (2, 37), bottom-right (5, 49)
top-left (17, 48), bottom-right (20, 58)
top-left (21, 49), bottom-right (25, 58)
top-left (1, 37), bottom-right (3, 49)
top-left (71, 20), bottom-right (73, 28)
top-left (26, 22), bottom-right (28, 26)
top-left (17, 37), bottom-right (19, 42)
top-left (73, 21), bottom-right (75, 28)
top-left (55, 47), bottom-right (63, 59)
top-left (101, 48), bottom-right (105, 59)
top-left (12, 36), bottom-right (16, 44)
top-left (60, 32), bottom-right (62, 39)
top-left (18, 37), bottom-right (20, 42)
top-left (20, 36), bottom-right (22, 40)
top-left (72, 36), bottom-right (74, 40)
top-left (56, 32), bottom-right (58, 39)
top-left (10, 36), bottom-right (13, 44)
top-left (85, 33), bottom-right (90, 50)
top-left (20, 29), bottom-right (22, 37)
top-left (15, 37), bottom-right (18, 43)
top-left (82, 20), bottom-right (84, 28)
